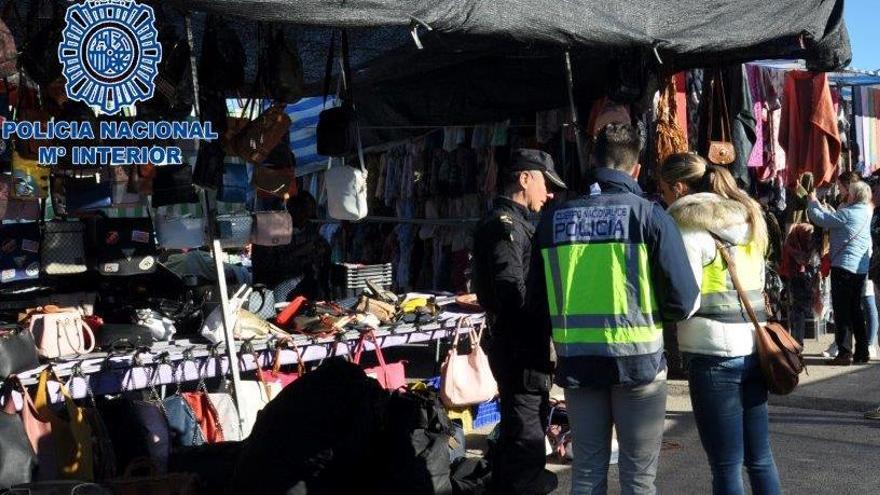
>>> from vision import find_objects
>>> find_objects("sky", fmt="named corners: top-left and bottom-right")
top-left (845, 0), bottom-right (880, 70)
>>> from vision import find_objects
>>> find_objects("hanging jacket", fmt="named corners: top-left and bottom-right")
top-left (532, 168), bottom-right (699, 387)
top-left (779, 71), bottom-right (841, 189)
top-left (668, 193), bottom-right (767, 357)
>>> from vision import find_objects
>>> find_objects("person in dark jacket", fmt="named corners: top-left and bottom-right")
top-left (472, 149), bottom-right (566, 495)
top-left (532, 124), bottom-right (699, 494)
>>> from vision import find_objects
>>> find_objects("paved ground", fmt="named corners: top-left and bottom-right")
top-left (548, 336), bottom-right (880, 494)
top-left (395, 334), bottom-right (880, 494)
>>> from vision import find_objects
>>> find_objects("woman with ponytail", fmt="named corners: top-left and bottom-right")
top-left (660, 153), bottom-right (781, 495)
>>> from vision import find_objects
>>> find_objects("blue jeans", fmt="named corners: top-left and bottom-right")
top-left (863, 294), bottom-right (878, 347)
top-left (685, 354), bottom-right (781, 495)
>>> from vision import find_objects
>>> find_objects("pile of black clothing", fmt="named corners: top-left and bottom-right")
top-left (231, 359), bottom-right (488, 495)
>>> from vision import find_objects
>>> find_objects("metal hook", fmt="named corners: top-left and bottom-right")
top-left (409, 16), bottom-right (433, 50)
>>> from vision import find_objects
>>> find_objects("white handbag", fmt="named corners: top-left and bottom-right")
top-left (208, 392), bottom-right (243, 442)
top-left (237, 379), bottom-right (281, 439)
top-left (200, 285), bottom-right (251, 344)
top-left (324, 160), bottom-right (368, 221)
top-left (28, 310), bottom-right (96, 359)
top-left (155, 213), bottom-right (207, 250)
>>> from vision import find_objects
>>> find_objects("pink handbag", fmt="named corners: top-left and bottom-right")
top-left (351, 330), bottom-right (406, 391)
top-left (440, 318), bottom-right (498, 408)
top-left (4, 376), bottom-right (58, 481)
top-left (28, 311), bottom-right (95, 359)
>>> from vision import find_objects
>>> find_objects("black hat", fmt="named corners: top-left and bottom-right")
top-left (506, 149), bottom-right (567, 189)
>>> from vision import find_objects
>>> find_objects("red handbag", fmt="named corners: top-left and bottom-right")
top-left (256, 340), bottom-right (305, 388)
top-left (181, 392), bottom-right (224, 444)
top-left (351, 330), bottom-right (406, 391)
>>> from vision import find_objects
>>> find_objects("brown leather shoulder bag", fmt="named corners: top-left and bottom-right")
top-left (715, 239), bottom-right (805, 395)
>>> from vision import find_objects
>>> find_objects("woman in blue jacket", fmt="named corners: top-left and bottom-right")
top-left (808, 177), bottom-right (873, 365)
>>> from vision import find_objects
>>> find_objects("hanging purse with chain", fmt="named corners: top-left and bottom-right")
top-left (705, 69), bottom-right (735, 166)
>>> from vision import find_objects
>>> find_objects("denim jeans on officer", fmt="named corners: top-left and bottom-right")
top-left (685, 353), bottom-right (781, 495)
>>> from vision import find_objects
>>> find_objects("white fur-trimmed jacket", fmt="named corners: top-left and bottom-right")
top-left (667, 193), bottom-right (765, 357)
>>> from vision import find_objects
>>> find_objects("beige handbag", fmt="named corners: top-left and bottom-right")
top-left (28, 310), bottom-right (95, 359)
top-left (440, 318), bottom-right (498, 408)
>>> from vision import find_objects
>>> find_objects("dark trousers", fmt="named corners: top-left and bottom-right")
top-left (830, 267), bottom-right (869, 359)
top-left (487, 347), bottom-right (553, 495)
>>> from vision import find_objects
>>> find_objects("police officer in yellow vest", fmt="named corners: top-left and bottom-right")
top-left (532, 124), bottom-right (699, 493)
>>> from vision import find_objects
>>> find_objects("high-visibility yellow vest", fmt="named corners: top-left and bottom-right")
top-left (541, 241), bottom-right (663, 358)
top-left (696, 239), bottom-right (766, 323)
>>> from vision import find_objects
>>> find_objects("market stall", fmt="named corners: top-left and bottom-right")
top-left (0, 0), bottom-right (854, 492)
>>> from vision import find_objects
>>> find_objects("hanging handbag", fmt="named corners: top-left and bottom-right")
top-left (251, 211), bottom-right (293, 246)
top-left (218, 161), bottom-right (249, 203)
top-left (715, 239), bottom-right (805, 395)
top-left (254, 161), bottom-right (297, 199)
top-left (151, 164), bottom-right (198, 208)
top-left (198, 14), bottom-right (245, 93)
top-left (180, 391), bottom-right (224, 445)
top-left (110, 167), bottom-right (143, 207)
top-left (34, 369), bottom-right (94, 481)
top-left (11, 151), bottom-right (49, 199)
top-left (52, 175), bottom-right (113, 215)
top-left (705, 69), bottom-right (735, 166)
top-left (0, 327), bottom-right (40, 378)
top-left (0, 222), bottom-right (41, 284)
top-left (261, 24), bottom-right (304, 103)
top-left (163, 393), bottom-right (204, 449)
top-left (192, 140), bottom-right (225, 190)
top-left (256, 340), bottom-right (305, 389)
top-left (28, 310), bottom-right (95, 359)
top-left (154, 213), bottom-right (207, 250)
top-left (74, 372), bottom-right (117, 482)
top-left (41, 220), bottom-right (88, 275)
top-left (325, 161), bottom-right (368, 221)
top-left (207, 392), bottom-right (241, 442)
top-left (6, 376), bottom-right (57, 481)
top-left (0, 174), bottom-right (40, 220)
top-left (440, 318), bottom-right (498, 408)
top-left (216, 213), bottom-right (252, 249)
top-left (0, 392), bottom-right (36, 490)
top-left (231, 103), bottom-right (291, 165)
top-left (352, 329), bottom-right (407, 391)
top-left (91, 217), bottom-right (157, 276)
top-left (97, 396), bottom-right (170, 475)
top-left (316, 31), bottom-right (358, 157)
top-left (136, 35), bottom-right (194, 122)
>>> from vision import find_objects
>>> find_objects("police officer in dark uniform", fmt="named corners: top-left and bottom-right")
top-left (472, 149), bottom-right (566, 495)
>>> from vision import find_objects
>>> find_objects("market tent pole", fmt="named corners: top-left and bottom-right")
top-left (563, 50), bottom-right (587, 170)
top-left (185, 15), bottom-right (247, 432)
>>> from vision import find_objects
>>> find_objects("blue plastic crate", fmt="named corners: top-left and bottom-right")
top-left (425, 376), bottom-right (441, 390)
top-left (472, 399), bottom-right (501, 429)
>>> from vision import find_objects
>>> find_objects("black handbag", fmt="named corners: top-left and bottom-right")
top-left (0, 389), bottom-right (37, 490)
top-left (192, 140), bottom-right (225, 190)
top-left (0, 326), bottom-right (39, 378)
top-left (97, 324), bottom-right (156, 351)
top-left (316, 104), bottom-right (357, 157)
top-left (0, 222), bottom-right (41, 284)
top-left (90, 217), bottom-right (157, 277)
top-left (316, 31), bottom-right (358, 157)
top-left (198, 14), bottom-right (245, 93)
top-left (137, 36), bottom-right (194, 122)
top-left (261, 25), bottom-right (303, 103)
top-left (151, 164), bottom-right (198, 207)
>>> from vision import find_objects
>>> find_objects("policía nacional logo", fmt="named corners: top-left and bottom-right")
top-left (57, 0), bottom-right (162, 115)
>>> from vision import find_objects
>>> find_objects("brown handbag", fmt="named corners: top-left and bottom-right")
top-left (705, 69), bottom-right (735, 166)
top-left (230, 102), bottom-right (291, 164)
top-left (715, 239), bottom-right (805, 395)
top-left (253, 165), bottom-right (297, 199)
top-left (251, 211), bottom-right (293, 246)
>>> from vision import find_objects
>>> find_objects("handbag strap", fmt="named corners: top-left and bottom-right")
top-left (713, 238), bottom-right (762, 333)
top-left (716, 72), bottom-right (732, 143)
top-left (352, 329), bottom-right (388, 367)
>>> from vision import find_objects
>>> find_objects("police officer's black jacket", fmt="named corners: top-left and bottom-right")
top-left (472, 197), bottom-right (550, 372)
